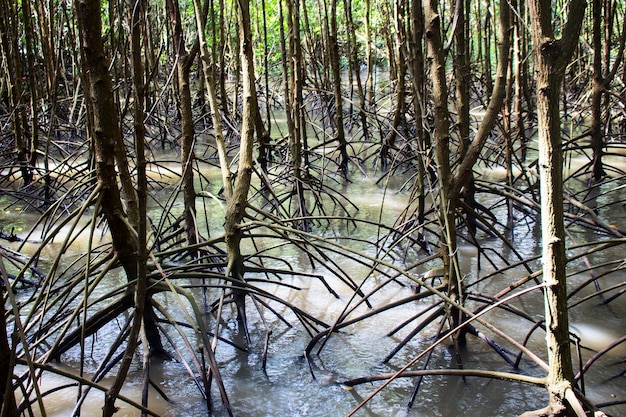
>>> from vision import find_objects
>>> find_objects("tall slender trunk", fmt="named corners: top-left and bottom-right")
top-left (223, 0), bottom-right (258, 340)
top-left (364, 0), bottom-right (374, 106)
top-left (407, 0), bottom-right (427, 231)
top-left (450, 0), bottom-right (510, 203)
top-left (103, 2), bottom-right (148, 413)
top-left (523, 0), bottom-right (588, 414)
top-left (166, 0), bottom-right (198, 248)
top-left (344, 0), bottom-right (369, 142)
top-left (590, 0), bottom-right (606, 182)
top-left (328, 0), bottom-right (349, 177)
top-left (76, 0), bottom-right (138, 281)
top-left (504, 36), bottom-right (515, 233)
top-left (285, 0), bottom-right (310, 231)
top-left (454, 0), bottom-right (479, 237)
top-left (590, 0), bottom-right (626, 182)
top-left (258, 0), bottom-right (272, 174)
top-left (35, 0), bottom-right (55, 96)
top-left (513, 0), bottom-right (528, 163)
top-left (0, 286), bottom-right (18, 416)
top-left (482, 0), bottom-right (493, 97)
top-left (454, 0), bottom-right (470, 160)
top-left (380, 0), bottom-right (408, 170)
top-left (424, 0), bottom-right (463, 344)
top-left (0, 0), bottom-right (32, 186)
top-left (75, 0), bottom-right (165, 364)
top-left (22, 0), bottom-right (39, 180)
top-left (217, 0), bottom-right (231, 119)
top-left (192, 0), bottom-right (233, 200)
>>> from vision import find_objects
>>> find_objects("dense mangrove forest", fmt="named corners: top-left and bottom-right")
top-left (1, 0), bottom-right (626, 415)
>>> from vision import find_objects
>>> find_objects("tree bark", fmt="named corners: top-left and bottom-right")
top-left (590, 0), bottom-right (606, 182)
top-left (525, 0), bottom-right (587, 414)
top-left (0, 287), bottom-right (18, 417)
top-left (166, 0), bottom-right (198, 249)
top-left (423, 0), bottom-right (464, 344)
top-left (449, 0), bottom-right (510, 203)
top-left (0, 0), bottom-right (32, 186)
top-left (192, 0), bottom-right (233, 199)
top-left (328, 0), bottom-right (349, 177)
top-left (380, 0), bottom-right (407, 170)
top-left (407, 0), bottom-right (427, 232)
top-left (285, 0), bottom-right (311, 231)
top-left (222, 0), bottom-right (258, 339)
top-left (102, 2), bottom-right (149, 414)
top-left (75, 0), bottom-right (167, 370)
top-left (76, 0), bottom-right (138, 281)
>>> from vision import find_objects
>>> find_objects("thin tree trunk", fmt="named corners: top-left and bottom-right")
top-left (423, 0), bottom-right (464, 344)
top-left (0, 0), bottom-right (32, 186)
top-left (590, 0), bottom-right (606, 182)
top-left (450, 0), bottom-right (510, 203)
top-left (217, 0), bottom-right (231, 119)
top-left (21, 0), bottom-right (40, 181)
top-left (344, 0), bottom-right (369, 142)
top-left (0, 285), bottom-right (18, 417)
top-left (35, 0), bottom-right (55, 96)
top-left (364, 0), bottom-right (374, 106)
top-left (590, 0), bottom-right (626, 182)
top-left (504, 32), bottom-right (515, 233)
top-left (454, 0), bottom-right (470, 160)
top-left (258, 0), bottom-right (272, 174)
top-left (482, 0), bottom-right (493, 98)
top-left (75, 0), bottom-right (138, 281)
top-left (192, 0), bottom-right (233, 199)
top-left (328, 0), bottom-right (349, 177)
top-left (512, 0), bottom-right (528, 163)
top-left (75, 0), bottom-right (166, 368)
top-left (286, 0), bottom-right (310, 231)
top-left (102, 2), bottom-right (148, 413)
top-left (523, 0), bottom-right (589, 414)
top-left (223, 0), bottom-right (258, 341)
top-left (380, 0), bottom-right (408, 170)
top-left (453, 0), bottom-right (479, 238)
top-left (166, 0), bottom-right (198, 248)
top-left (407, 0), bottom-right (427, 233)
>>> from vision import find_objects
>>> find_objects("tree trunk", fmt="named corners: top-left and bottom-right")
top-left (512, 0), bottom-right (528, 163)
top-left (102, 3), bottom-right (149, 412)
top-left (424, 0), bottom-right (464, 344)
top-left (75, 0), bottom-right (166, 364)
top-left (0, 0), bottom-right (32, 186)
top-left (328, 0), bottom-right (349, 177)
top-left (222, 0), bottom-right (258, 340)
top-left (380, 0), bottom-right (407, 170)
top-left (166, 0), bottom-right (198, 249)
top-left (524, 0), bottom-right (587, 414)
top-left (343, 0), bottom-right (369, 142)
top-left (286, 0), bottom-right (311, 231)
top-left (589, 0), bottom-right (626, 182)
top-left (454, 0), bottom-right (470, 160)
top-left (407, 0), bottom-right (427, 233)
top-left (482, 0), bottom-right (493, 98)
top-left (450, 0), bottom-right (510, 203)
top-left (590, 0), bottom-right (606, 182)
top-left (21, 0), bottom-right (40, 182)
top-left (76, 0), bottom-right (138, 281)
top-left (0, 286), bottom-right (18, 417)
top-left (454, 0), bottom-right (479, 237)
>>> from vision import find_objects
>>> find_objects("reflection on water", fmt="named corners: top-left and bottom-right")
top-left (4, 167), bottom-right (626, 417)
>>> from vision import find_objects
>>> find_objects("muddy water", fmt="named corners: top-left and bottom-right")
top-left (3, 167), bottom-right (626, 417)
